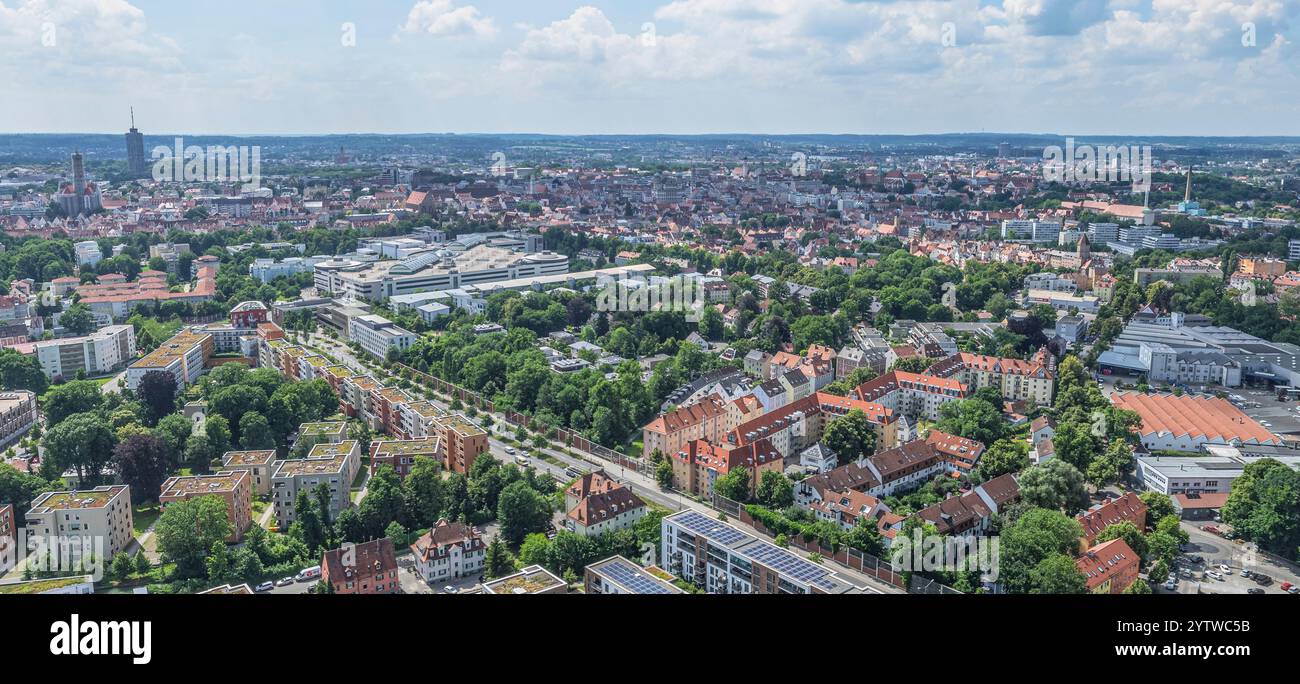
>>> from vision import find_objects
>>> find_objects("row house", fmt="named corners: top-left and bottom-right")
top-left (903, 473), bottom-right (1020, 540)
top-left (641, 394), bottom-right (731, 460)
top-left (795, 438), bottom-right (950, 506)
top-left (852, 370), bottom-right (970, 422)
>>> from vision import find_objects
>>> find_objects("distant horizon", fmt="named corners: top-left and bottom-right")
top-left (6, 131), bottom-right (1300, 141)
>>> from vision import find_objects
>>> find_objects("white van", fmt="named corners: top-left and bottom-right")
top-left (296, 565), bottom-right (322, 582)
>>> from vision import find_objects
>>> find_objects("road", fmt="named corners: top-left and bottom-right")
top-left (298, 332), bottom-right (901, 594)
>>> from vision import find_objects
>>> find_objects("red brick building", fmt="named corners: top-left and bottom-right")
top-left (1077, 492), bottom-right (1149, 546)
top-left (321, 537), bottom-right (400, 595)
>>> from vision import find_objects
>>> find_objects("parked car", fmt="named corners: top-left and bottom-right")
top-left (1247, 588), bottom-right (1265, 595)
top-left (1254, 574), bottom-right (1273, 585)
top-left (1202, 525), bottom-right (1220, 534)
top-left (1180, 569), bottom-right (1193, 579)
top-left (255, 581), bottom-right (275, 592)
top-left (505, 447), bottom-right (516, 455)
top-left (1219, 564), bottom-right (1233, 575)
top-left (276, 577), bottom-right (294, 587)
top-left (1241, 568), bottom-right (1252, 579)
top-left (296, 565), bottom-right (322, 582)
top-left (1206, 570), bottom-right (1224, 580)
top-left (442, 585), bottom-right (457, 594)
top-left (1281, 581), bottom-right (1294, 592)
top-left (1163, 580), bottom-right (1177, 591)
top-left (1188, 555), bottom-right (1205, 564)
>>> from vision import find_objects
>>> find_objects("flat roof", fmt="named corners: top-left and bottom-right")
top-left (274, 454), bottom-right (351, 477)
top-left (222, 450), bottom-right (276, 466)
top-left (308, 440), bottom-right (358, 459)
top-left (482, 565), bottom-right (566, 594)
top-left (586, 556), bottom-right (683, 594)
top-left (131, 329), bottom-right (210, 369)
top-left (299, 421), bottom-right (347, 436)
top-left (160, 471), bottom-right (247, 498)
top-left (371, 438), bottom-right (439, 456)
top-left (29, 486), bottom-right (128, 512)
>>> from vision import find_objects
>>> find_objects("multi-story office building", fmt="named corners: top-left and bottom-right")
top-left (1001, 219), bottom-right (1060, 243)
top-left (159, 471), bottom-right (253, 542)
top-left (249, 256), bottom-right (327, 284)
top-left (270, 441), bottom-right (361, 530)
top-left (34, 324), bottom-right (136, 381)
top-left (347, 313), bottom-right (416, 359)
top-left (0, 391), bottom-right (38, 449)
top-left (125, 329), bottom-right (212, 392)
top-left (584, 555), bottom-right (684, 595)
top-left (660, 511), bottom-right (865, 594)
top-left (313, 244), bottom-right (569, 302)
top-left (124, 108), bottom-right (146, 177)
top-left (25, 485), bottom-right (134, 559)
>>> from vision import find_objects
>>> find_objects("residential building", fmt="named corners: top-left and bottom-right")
top-left (437, 414), bottom-right (488, 474)
top-left (564, 471), bottom-right (647, 537)
top-left (125, 328), bottom-right (213, 392)
top-left (0, 503), bottom-right (14, 561)
top-left (925, 350), bottom-right (1055, 406)
top-left (852, 370), bottom-right (969, 422)
top-left (25, 485), bottom-right (134, 559)
top-left (641, 395), bottom-right (730, 460)
top-left (481, 565), bottom-right (568, 594)
top-left (584, 555), bottom-right (683, 595)
top-left (270, 441), bottom-right (361, 530)
top-left (158, 471), bottom-right (253, 543)
top-left (295, 421), bottom-right (348, 450)
top-left (220, 450), bottom-right (276, 497)
top-left (1077, 492), bottom-right (1148, 546)
top-left (34, 324), bottom-right (136, 381)
top-left (321, 537), bottom-right (400, 595)
top-left (1075, 538), bottom-right (1141, 594)
top-left (348, 313), bottom-right (416, 360)
top-left (923, 429), bottom-right (986, 475)
top-left (410, 519), bottom-right (486, 584)
top-left (795, 438), bottom-right (952, 505)
top-left (660, 510), bottom-right (865, 594)
top-left (0, 391), bottom-right (37, 449)
top-left (671, 438), bottom-right (783, 499)
top-left (369, 437), bottom-right (439, 479)
top-left (905, 473), bottom-right (1019, 538)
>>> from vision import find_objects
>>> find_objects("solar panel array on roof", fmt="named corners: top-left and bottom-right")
top-left (673, 511), bottom-right (748, 546)
top-left (744, 540), bottom-right (832, 585)
top-left (598, 558), bottom-right (676, 594)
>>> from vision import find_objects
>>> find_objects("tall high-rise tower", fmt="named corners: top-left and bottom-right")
top-left (125, 107), bottom-right (146, 177)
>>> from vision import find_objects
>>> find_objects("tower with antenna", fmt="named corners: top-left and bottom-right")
top-left (1177, 164), bottom-right (1205, 216)
top-left (125, 107), bottom-right (146, 177)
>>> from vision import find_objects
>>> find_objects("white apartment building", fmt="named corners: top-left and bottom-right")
top-left (348, 313), bottom-right (416, 359)
top-left (409, 519), bottom-right (485, 584)
top-left (249, 256), bottom-right (327, 284)
top-left (73, 240), bottom-right (102, 267)
top-left (25, 485), bottom-right (134, 559)
top-left (125, 329), bottom-right (211, 392)
top-left (1001, 219), bottom-right (1061, 243)
top-left (34, 324), bottom-right (136, 381)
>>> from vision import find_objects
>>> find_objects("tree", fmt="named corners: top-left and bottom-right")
top-left (1085, 439), bottom-right (1134, 487)
top-left (0, 348), bottom-right (49, 394)
top-left (1018, 460), bottom-right (1090, 514)
top-left (184, 433), bottom-right (215, 473)
top-left (155, 494), bottom-right (233, 579)
top-left (136, 371), bottom-right (177, 425)
top-left (204, 413), bottom-right (232, 456)
top-left (822, 409), bottom-right (877, 465)
top-left (497, 480), bottom-right (551, 547)
top-left (42, 412), bottom-right (116, 486)
top-left (935, 396), bottom-right (1004, 444)
top-left (403, 457), bottom-right (445, 527)
top-left (41, 380), bottom-right (104, 425)
top-left (59, 302), bottom-right (96, 335)
top-left (698, 305), bottom-right (724, 341)
top-left (1122, 578), bottom-right (1153, 594)
top-left (385, 521), bottom-right (410, 547)
top-left (110, 551), bottom-right (134, 580)
top-left (1096, 521), bottom-right (1149, 561)
top-left (484, 536), bottom-right (517, 578)
top-left (999, 507), bottom-right (1084, 594)
top-left (655, 459), bottom-right (674, 489)
top-left (1052, 421), bottom-right (1100, 473)
top-left (1138, 492), bottom-right (1176, 525)
top-left (756, 470), bottom-right (794, 509)
top-left (152, 413), bottom-right (194, 465)
top-left (1154, 514), bottom-right (1189, 546)
top-left (292, 488), bottom-right (327, 553)
top-left (134, 550), bottom-right (152, 576)
top-left (0, 462), bottom-right (59, 514)
top-left (1221, 458), bottom-right (1300, 557)
top-left (239, 411), bottom-right (275, 450)
top-left (973, 439), bottom-right (1029, 481)
top-left (711, 468), bottom-right (750, 502)
top-left (112, 434), bottom-right (171, 505)
top-left (1029, 553), bottom-right (1087, 594)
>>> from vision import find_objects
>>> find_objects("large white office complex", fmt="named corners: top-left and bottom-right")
top-left (314, 244), bottom-right (569, 302)
top-left (348, 313), bottom-right (417, 359)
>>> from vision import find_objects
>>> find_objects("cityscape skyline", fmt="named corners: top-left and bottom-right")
top-left (1, 0), bottom-right (1298, 136)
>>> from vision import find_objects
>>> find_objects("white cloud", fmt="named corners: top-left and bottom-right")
top-left (397, 0), bottom-right (497, 40)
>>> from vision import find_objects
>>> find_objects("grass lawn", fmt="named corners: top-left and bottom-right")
top-left (132, 504), bottom-right (161, 536)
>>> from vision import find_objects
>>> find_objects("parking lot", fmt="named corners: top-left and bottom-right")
top-left (1229, 387), bottom-right (1300, 436)
top-left (1160, 522), bottom-right (1300, 595)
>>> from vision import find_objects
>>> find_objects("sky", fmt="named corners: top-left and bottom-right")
top-left (1, 0), bottom-right (1298, 136)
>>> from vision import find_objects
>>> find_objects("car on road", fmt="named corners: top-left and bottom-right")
top-left (255, 581), bottom-right (275, 592)
top-left (1247, 588), bottom-right (1265, 594)
top-left (1202, 525), bottom-right (1220, 534)
top-left (505, 447), bottom-right (515, 455)
top-left (514, 455), bottom-right (528, 466)
top-left (1241, 569), bottom-right (1252, 579)
top-left (1163, 580), bottom-right (1176, 591)
top-left (1206, 570), bottom-right (1224, 581)
top-left (276, 577), bottom-right (294, 587)
top-left (442, 585), bottom-right (457, 594)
